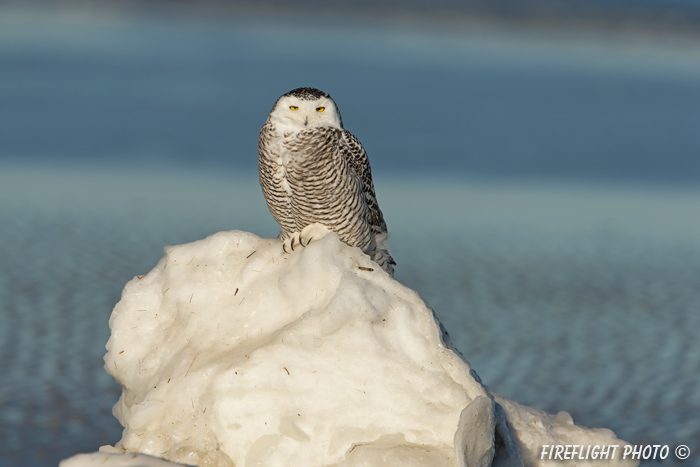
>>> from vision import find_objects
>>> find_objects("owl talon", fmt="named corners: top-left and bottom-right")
top-left (282, 232), bottom-right (303, 254)
top-left (300, 223), bottom-right (330, 247)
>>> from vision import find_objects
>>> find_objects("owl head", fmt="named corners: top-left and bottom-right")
top-left (268, 87), bottom-right (344, 130)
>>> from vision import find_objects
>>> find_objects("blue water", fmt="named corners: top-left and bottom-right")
top-left (2, 12), bottom-right (700, 182)
top-left (1, 10), bottom-right (700, 467)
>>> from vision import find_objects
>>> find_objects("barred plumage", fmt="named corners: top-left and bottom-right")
top-left (258, 87), bottom-right (395, 276)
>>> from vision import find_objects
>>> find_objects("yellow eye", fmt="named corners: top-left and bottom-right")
top-left (316, 107), bottom-right (325, 112)
top-left (289, 106), bottom-right (298, 111)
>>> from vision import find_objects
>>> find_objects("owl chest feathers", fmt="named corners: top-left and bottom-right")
top-left (259, 122), bottom-right (364, 239)
top-left (264, 124), bottom-right (349, 198)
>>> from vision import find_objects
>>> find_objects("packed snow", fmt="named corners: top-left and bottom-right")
top-left (60, 452), bottom-right (189, 467)
top-left (61, 229), bottom-right (637, 467)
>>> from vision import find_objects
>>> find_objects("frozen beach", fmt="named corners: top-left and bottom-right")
top-left (1, 6), bottom-right (700, 466)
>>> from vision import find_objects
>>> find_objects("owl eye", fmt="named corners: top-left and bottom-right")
top-left (289, 106), bottom-right (299, 111)
top-left (316, 107), bottom-right (325, 112)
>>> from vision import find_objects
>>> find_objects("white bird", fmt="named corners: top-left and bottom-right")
top-left (258, 87), bottom-right (395, 276)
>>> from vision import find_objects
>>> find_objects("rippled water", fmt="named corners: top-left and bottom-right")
top-left (1, 168), bottom-right (699, 465)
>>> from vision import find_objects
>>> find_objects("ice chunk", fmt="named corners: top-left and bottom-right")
top-left (88, 230), bottom-right (635, 467)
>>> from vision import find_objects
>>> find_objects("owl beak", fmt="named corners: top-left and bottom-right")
top-left (304, 117), bottom-right (308, 126)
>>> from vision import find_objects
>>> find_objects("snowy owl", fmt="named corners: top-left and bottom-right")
top-left (258, 87), bottom-right (395, 276)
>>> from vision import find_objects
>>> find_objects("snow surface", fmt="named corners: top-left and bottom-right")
top-left (63, 229), bottom-right (637, 467)
top-left (60, 452), bottom-right (190, 467)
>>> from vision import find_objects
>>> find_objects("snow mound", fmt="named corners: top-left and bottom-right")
top-left (92, 230), bottom-right (635, 467)
top-left (60, 452), bottom-right (192, 467)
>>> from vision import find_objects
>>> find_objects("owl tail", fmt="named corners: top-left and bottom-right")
top-left (371, 249), bottom-right (396, 277)
top-left (367, 231), bottom-right (395, 277)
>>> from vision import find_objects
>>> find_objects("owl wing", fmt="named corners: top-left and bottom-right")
top-left (340, 130), bottom-right (388, 237)
top-left (258, 121), bottom-right (297, 240)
